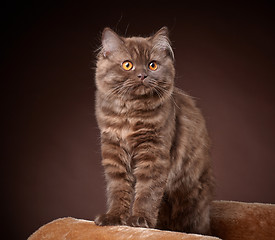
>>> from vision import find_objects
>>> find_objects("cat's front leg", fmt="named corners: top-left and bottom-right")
top-left (95, 141), bottom-right (134, 226)
top-left (128, 143), bottom-right (170, 228)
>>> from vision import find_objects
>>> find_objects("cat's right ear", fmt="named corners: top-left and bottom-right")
top-left (101, 28), bottom-right (124, 57)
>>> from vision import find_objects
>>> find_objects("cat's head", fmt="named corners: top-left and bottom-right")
top-left (96, 27), bottom-right (175, 101)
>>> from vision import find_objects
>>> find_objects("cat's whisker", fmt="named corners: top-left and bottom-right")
top-left (103, 83), bottom-right (127, 102)
top-left (146, 79), bottom-right (171, 103)
top-left (157, 86), bottom-right (180, 109)
top-left (152, 84), bottom-right (180, 109)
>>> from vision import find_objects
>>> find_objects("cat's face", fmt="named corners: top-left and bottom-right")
top-left (96, 27), bottom-right (175, 101)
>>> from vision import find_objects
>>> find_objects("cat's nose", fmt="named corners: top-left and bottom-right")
top-left (137, 73), bottom-right (148, 80)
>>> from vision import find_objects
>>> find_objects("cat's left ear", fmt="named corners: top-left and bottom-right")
top-left (150, 27), bottom-right (174, 61)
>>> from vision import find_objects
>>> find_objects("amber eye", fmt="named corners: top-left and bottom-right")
top-left (122, 61), bottom-right (133, 71)
top-left (148, 61), bottom-right (158, 71)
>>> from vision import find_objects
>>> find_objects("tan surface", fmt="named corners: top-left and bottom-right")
top-left (28, 200), bottom-right (275, 240)
top-left (211, 200), bottom-right (275, 240)
top-left (28, 217), bottom-right (219, 240)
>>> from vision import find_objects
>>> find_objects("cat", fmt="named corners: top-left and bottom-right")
top-left (94, 26), bottom-right (214, 235)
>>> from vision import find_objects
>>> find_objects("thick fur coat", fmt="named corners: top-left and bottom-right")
top-left (94, 27), bottom-right (214, 234)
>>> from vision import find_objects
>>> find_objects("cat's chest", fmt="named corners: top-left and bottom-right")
top-left (116, 119), bottom-right (132, 141)
top-left (99, 99), bottom-right (166, 149)
top-left (102, 114), bottom-right (156, 149)
top-left (102, 117), bottom-right (135, 147)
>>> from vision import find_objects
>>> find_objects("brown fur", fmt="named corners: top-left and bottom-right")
top-left (94, 27), bottom-right (214, 235)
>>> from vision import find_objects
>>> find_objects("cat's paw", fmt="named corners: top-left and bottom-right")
top-left (127, 216), bottom-right (152, 228)
top-left (94, 213), bottom-right (127, 226)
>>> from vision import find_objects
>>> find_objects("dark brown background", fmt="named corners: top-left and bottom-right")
top-left (2, 1), bottom-right (275, 239)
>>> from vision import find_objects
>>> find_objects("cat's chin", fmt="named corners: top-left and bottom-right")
top-left (130, 84), bottom-right (153, 97)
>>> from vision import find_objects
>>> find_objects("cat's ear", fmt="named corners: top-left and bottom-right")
top-left (151, 26), bottom-right (174, 60)
top-left (101, 28), bottom-right (124, 57)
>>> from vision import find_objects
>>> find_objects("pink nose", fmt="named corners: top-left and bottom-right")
top-left (137, 73), bottom-right (148, 80)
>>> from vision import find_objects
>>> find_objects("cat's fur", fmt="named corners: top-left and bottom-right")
top-left (94, 27), bottom-right (214, 235)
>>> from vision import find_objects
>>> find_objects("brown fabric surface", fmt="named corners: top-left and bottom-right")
top-left (210, 200), bottom-right (275, 240)
top-left (28, 200), bottom-right (275, 240)
top-left (28, 217), bottom-right (219, 240)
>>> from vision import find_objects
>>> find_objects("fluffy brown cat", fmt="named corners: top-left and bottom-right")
top-left (94, 27), bottom-right (214, 235)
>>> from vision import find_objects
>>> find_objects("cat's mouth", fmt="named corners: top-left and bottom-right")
top-left (131, 82), bottom-right (152, 96)
top-left (120, 78), bottom-right (167, 99)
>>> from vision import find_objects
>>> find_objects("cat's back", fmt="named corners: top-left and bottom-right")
top-left (171, 87), bottom-right (210, 165)
top-left (173, 87), bottom-right (205, 125)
